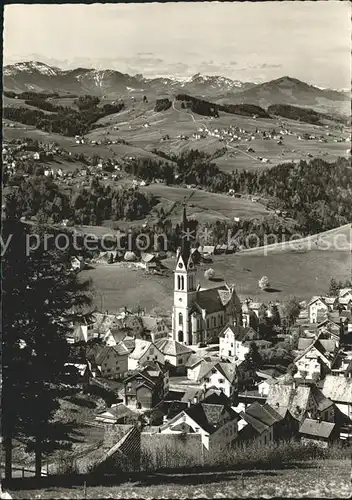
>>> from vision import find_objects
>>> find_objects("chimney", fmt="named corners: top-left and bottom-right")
top-left (163, 415), bottom-right (167, 424)
top-left (187, 399), bottom-right (192, 408)
top-left (193, 395), bottom-right (198, 405)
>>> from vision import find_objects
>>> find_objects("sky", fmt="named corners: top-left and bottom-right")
top-left (3, 1), bottom-right (351, 89)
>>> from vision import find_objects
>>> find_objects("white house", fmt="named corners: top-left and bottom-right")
top-left (154, 339), bottom-right (194, 369)
top-left (339, 288), bottom-right (352, 301)
top-left (187, 360), bottom-right (237, 400)
top-left (219, 324), bottom-right (259, 362)
top-left (308, 297), bottom-right (329, 323)
top-left (128, 339), bottom-right (164, 371)
top-left (294, 338), bottom-right (339, 380)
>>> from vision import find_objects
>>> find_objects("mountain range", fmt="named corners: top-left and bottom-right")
top-left (3, 61), bottom-right (350, 115)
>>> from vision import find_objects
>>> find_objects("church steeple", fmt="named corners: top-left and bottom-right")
top-left (180, 201), bottom-right (192, 267)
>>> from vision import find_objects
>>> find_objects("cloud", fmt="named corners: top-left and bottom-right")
top-left (260, 63), bottom-right (282, 69)
top-left (230, 61), bottom-right (237, 66)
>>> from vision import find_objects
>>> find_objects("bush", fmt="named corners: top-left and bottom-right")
top-left (204, 268), bottom-right (215, 280)
top-left (259, 276), bottom-right (270, 290)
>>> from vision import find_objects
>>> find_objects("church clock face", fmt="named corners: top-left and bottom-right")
top-left (178, 263), bottom-right (183, 268)
top-left (189, 263), bottom-right (193, 269)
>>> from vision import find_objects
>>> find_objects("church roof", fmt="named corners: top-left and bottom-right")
top-left (195, 286), bottom-right (234, 314)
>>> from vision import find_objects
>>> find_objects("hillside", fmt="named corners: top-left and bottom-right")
top-left (223, 76), bottom-right (350, 116)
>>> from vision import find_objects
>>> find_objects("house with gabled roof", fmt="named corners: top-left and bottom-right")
top-left (155, 339), bottom-right (194, 372)
top-left (237, 401), bottom-right (277, 446)
top-left (128, 339), bottom-right (164, 371)
top-left (321, 375), bottom-right (352, 420)
top-left (219, 324), bottom-right (259, 362)
top-left (339, 288), bottom-right (352, 301)
top-left (140, 315), bottom-right (169, 342)
top-left (158, 401), bottom-right (239, 451)
top-left (186, 360), bottom-right (238, 401)
top-left (124, 363), bottom-right (167, 410)
top-left (299, 418), bottom-right (338, 448)
top-left (308, 296), bottom-right (329, 323)
top-left (94, 344), bottom-right (131, 379)
top-left (294, 337), bottom-right (339, 381)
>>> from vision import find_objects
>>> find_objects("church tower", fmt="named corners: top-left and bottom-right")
top-left (172, 204), bottom-right (197, 344)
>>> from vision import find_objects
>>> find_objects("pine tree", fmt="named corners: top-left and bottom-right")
top-left (2, 217), bottom-right (93, 481)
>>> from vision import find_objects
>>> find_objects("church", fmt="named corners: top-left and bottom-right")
top-left (171, 206), bottom-right (242, 346)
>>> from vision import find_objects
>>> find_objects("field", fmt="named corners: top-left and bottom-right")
top-left (82, 246), bottom-right (351, 315)
top-left (141, 185), bottom-right (269, 224)
top-left (5, 91), bottom-right (349, 174)
top-left (8, 459), bottom-right (352, 499)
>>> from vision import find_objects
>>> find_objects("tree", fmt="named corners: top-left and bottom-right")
top-left (246, 342), bottom-right (261, 368)
top-left (258, 276), bottom-right (270, 291)
top-left (269, 304), bottom-right (281, 326)
top-left (287, 363), bottom-right (298, 377)
top-left (282, 296), bottom-right (301, 327)
top-left (328, 278), bottom-right (340, 297)
top-left (2, 217), bottom-right (93, 481)
top-left (204, 268), bottom-right (215, 280)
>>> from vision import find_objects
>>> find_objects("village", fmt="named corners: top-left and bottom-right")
top-left (61, 210), bottom-right (352, 470)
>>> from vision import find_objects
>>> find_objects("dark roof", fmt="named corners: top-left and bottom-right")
top-left (184, 402), bottom-right (237, 434)
top-left (299, 418), bottom-right (335, 438)
top-left (195, 287), bottom-right (225, 314)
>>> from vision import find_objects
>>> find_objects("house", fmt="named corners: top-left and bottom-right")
top-left (103, 329), bottom-right (134, 347)
top-left (294, 338), bottom-right (339, 380)
top-left (241, 301), bottom-right (266, 329)
top-left (128, 339), bottom-right (164, 371)
top-left (308, 297), bottom-right (329, 323)
top-left (219, 324), bottom-right (259, 362)
top-left (171, 209), bottom-right (242, 346)
top-left (155, 339), bottom-right (194, 373)
top-left (198, 245), bottom-right (216, 256)
top-left (158, 402), bottom-right (239, 451)
top-left (95, 344), bottom-right (130, 379)
top-left (299, 418), bottom-right (338, 448)
top-left (339, 288), bottom-right (352, 301)
top-left (95, 403), bottom-right (139, 424)
top-left (70, 256), bottom-right (85, 272)
top-left (321, 375), bottom-right (352, 421)
top-left (71, 316), bottom-right (96, 343)
top-left (140, 316), bottom-right (169, 343)
top-left (124, 363), bottom-right (167, 410)
top-left (140, 252), bottom-right (158, 270)
top-left (186, 360), bottom-right (237, 401)
top-left (237, 402), bottom-right (277, 446)
top-left (266, 381), bottom-right (320, 423)
top-left (340, 310), bottom-right (352, 333)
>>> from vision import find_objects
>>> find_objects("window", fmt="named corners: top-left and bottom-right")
top-left (150, 347), bottom-right (154, 354)
top-left (178, 331), bottom-right (184, 342)
top-left (179, 313), bottom-right (183, 326)
top-left (177, 276), bottom-right (181, 289)
top-left (207, 319), bottom-right (209, 328)
top-left (228, 350), bottom-right (231, 356)
top-left (231, 343), bottom-right (233, 348)
top-left (264, 435), bottom-right (267, 445)
top-left (219, 378), bottom-right (225, 384)
top-left (181, 276), bottom-right (184, 290)
top-left (178, 358), bottom-right (183, 365)
top-left (204, 377), bottom-right (210, 382)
